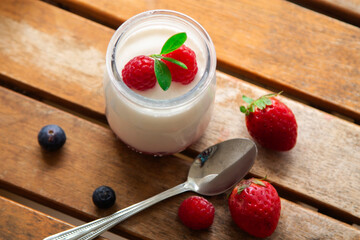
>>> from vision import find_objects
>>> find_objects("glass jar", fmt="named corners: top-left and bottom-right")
top-left (104, 10), bottom-right (216, 156)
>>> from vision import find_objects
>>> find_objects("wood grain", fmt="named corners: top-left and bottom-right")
top-left (52, 0), bottom-right (360, 120)
top-left (195, 71), bottom-right (360, 223)
top-left (317, 0), bottom-right (360, 13)
top-left (0, 196), bottom-right (107, 240)
top-left (0, 0), bottom-right (359, 223)
top-left (291, 0), bottom-right (360, 27)
top-left (0, 0), bottom-right (111, 116)
top-left (1, 86), bottom-right (359, 239)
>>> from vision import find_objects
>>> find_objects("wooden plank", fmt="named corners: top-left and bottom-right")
top-left (291, 0), bottom-right (360, 27)
top-left (1, 86), bottom-right (359, 239)
top-left (317, 0), bottom-right (360, 13)
top-left (195, 71), bottom-right (360, 223)
top-left (0, 0), bottom-right (359, 223)
top-left (0, 195), bottom-right (107, 240)
top-left (0, 0), bottom-right (111, 117)
top-left (51, 0), bottom-right (360, 121)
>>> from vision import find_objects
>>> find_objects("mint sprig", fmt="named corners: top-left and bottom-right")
top-left (154, 60), bottom-right (172, 91)
top-left (161, 57), bottom-right (187, 69)
top-left (149, 32), bottom-right (188, 91)
top-left (240, 92), bottom-right (283, 115)
top-left (161, 32), bottom-right (187, 54)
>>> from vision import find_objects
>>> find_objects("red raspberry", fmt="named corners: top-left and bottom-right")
top-left (178, 196), bottom-right (215, 230)
top-left (121, 55), bottom-right (156, 91)
top-left (163, 45), bottom-right (198, 85)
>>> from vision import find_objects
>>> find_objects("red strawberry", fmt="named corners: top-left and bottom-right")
top-left (121, 55), bottom-right (156, 91)
top-left (240, 92), bottom-right (297, 151)
top-left (228, 178), bottom-right (281, 238)
top-left (178, 196), bottom-right (215, 230)
top-left (163, 45), bottom-right (198, 85)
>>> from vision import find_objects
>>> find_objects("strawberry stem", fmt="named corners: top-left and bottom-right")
top-left (252, 178), bottom-right (266, 187)
top-left (240, 91), bottom-right (283, 115)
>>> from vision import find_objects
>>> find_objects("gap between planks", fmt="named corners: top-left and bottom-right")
top-left (1, 0), bottom-right (358, 228)
top-left (287, 0), bottom-right (360, 28)
top-left (216, 65), bottom-right (357, 125)
top-left (0, 179), bottom-right (145, 240)
top-left (0, 77), bottom-right (108, 126)
top-left (0, 189), bottom-right (127, 240)
top-left (1, 58), bottom-right (359, 229)
top-left (47, 0), bottom-right (360, 28)
top-left (2, 85), bottom-right (360, 238)
top-left (40, 0), bottom-right (358, 126)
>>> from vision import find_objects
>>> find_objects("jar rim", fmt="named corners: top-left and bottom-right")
top-left (105, 9), bottom-right (216, 109)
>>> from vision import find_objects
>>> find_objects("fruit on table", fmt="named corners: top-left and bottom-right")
top-left (240, 92), bottom-right (298, 151)
top-left (228, 178), bottom-right (281, 238)
top-left (92, 186), bottom-right (116, 209)
top-left (178, 196), bottom-right (215, 230)
top-left (37, 124), bottom-right (66, 151)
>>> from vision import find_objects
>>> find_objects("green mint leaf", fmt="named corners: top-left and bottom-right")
top-left (161, 57), bottom-right (188, 69)
top-left (154, 59), bottom-right (171, 91)
top-left (160, 32), bottom-right (187, 55)
top-left (242, 95), bottom-right (254, 104)
top-left (149, 54), bottom-right (162, 58)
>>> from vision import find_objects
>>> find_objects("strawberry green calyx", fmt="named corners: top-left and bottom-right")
top-left (228, 176), bottom-right (281, 238)
top-left (240, 92), bottom-right (283, 115)
top-left (236, 178), bottom-right (267, 195)
top-left (252, 178), bottom-right (266, 187)
top-left (236, 182), bottom-right (251, 194)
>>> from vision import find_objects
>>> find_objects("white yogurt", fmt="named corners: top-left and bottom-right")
top-left (104, 10), bottom-right (217, 155)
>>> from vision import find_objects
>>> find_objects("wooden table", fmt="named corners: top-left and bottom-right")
top-left (1, 0), bottom-right (360, 239)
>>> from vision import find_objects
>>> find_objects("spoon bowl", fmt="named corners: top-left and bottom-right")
top-left (44, 138), bottom-right (257, 240)
top-left (188, 138), bottom-right (257, 195)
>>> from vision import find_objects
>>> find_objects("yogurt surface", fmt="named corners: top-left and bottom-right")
top-left (115, 25), bottom-right (206, 100)
top-left (104, 10), bottom-right (216, 155)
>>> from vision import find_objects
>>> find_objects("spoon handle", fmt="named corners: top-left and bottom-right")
top-left (44, 182), bottom-right (192, 240)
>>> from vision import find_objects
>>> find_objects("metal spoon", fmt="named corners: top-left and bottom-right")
top-left (44, 138), bottom-right (257, 240)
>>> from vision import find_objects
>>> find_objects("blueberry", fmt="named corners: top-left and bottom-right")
top-left (38, 125), bottom-right (66, 151)
top-left (92, 186), bottom-right (116, 209)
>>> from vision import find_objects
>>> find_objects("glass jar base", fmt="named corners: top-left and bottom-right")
top-left (114, 134), bottom-right (190, 157)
